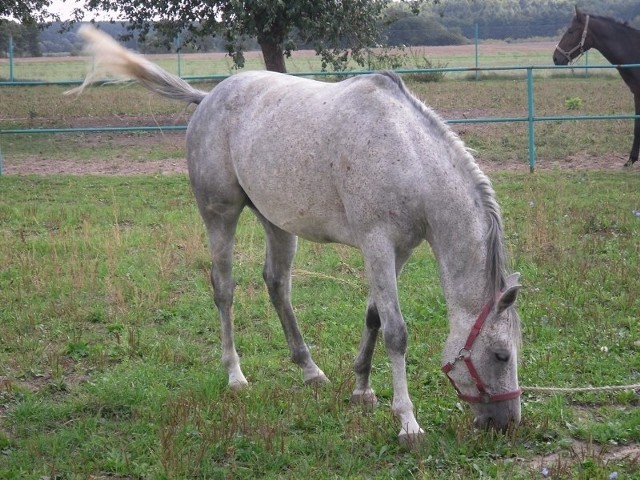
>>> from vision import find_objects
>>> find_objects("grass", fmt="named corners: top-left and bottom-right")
top-left (0, 43), bottom-right (639, 478)
top-left (0, 43), bottom-right (635, 169)
top-left (0, 171), bottom-right (639, 479)
top-left (0, 40), bottom-right (613, 82)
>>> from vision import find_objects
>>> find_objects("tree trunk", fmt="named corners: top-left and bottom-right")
top-left (258, 37), bottom-right (287, 73)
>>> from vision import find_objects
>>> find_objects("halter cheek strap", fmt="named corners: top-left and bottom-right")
top-left (442, 298), bottom-right (522, 404)
top-left (555, 15), bottom-right (590, 63)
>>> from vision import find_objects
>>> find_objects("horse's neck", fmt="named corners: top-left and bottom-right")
top-left (428, 208), bottom-right (491, 315)
top-left (591, 19), bottom-right (640, 65)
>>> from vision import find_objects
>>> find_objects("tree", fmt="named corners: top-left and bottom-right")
top-left (0, 0), bottom-right (58, 24)
top-left (78, 0), bottom-right (424, 73)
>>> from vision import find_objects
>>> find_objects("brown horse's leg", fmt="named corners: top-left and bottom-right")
top-left (624, 94), bottom-right (640, 167)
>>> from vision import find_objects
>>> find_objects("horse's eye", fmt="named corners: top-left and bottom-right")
top-left (495, 351), bottom-right (510, 362)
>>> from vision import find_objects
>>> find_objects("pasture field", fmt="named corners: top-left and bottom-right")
top-left (1, 44), bottom-right (639, 479)
top-left (0, 41), bottom-right (633, 172)
top-left (0, 41), bottom-right (612, 83)
top-left (0, 171), bottom-right (639, 479)
top-left (1, 74), bottom-right (638, 173)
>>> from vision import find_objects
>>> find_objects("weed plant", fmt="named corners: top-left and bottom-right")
top-left (0, 171), bottom-right (638, 478)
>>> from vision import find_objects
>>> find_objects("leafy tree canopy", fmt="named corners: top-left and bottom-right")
top-left (1, 0), bottom-right (58, 24)
top-left (74, 0), bottom-right (426, 72)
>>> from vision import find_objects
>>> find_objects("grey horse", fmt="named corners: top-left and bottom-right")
top-left (71, 26), bottom-right (522, 445)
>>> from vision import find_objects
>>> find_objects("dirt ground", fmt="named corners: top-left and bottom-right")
top-left (3, 132), bottom-right (636, 176)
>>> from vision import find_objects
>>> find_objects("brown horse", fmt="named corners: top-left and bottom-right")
top-left (553, 6), bottom-right (640, 167)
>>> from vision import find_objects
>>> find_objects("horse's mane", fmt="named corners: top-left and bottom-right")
top-left (589, 12), bottom-right (640, 37)
top-left (378, 71), bottom-right (508, 298)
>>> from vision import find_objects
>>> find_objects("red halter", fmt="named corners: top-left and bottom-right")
top-left (442, 298), bottom-right (522, 404)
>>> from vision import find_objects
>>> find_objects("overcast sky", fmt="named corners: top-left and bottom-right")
top-left (48, 0), bottom-right (111, 20)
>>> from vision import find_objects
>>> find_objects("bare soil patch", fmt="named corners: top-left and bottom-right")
top-left (4, 148), bottom-right (634, 176)
top-left (526, 440), bottom-right (640, 476)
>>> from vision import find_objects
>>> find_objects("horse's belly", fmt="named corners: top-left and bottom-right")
top-left (248, 189), bottom-right (356, 246)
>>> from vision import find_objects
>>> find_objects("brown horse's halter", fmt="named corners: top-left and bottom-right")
top-left (555, 15), bottom-right (590, 63)
top-left (442, 297), bottom-right (522, 404)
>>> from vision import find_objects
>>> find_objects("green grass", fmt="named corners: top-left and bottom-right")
top-left (0, 172), bottom-right (638, 478)
top-left (0, 40), bottom-right (613, 83)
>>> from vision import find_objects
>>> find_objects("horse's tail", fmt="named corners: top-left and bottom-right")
top-left (66, 25), bottom-right (208, 105)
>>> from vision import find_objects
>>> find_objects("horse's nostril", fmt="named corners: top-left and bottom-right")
top-left (495, 351), bottom-right (510, 362)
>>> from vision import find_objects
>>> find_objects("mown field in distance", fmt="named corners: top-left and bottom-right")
top-left (0, 41), bottom-right (613, 82)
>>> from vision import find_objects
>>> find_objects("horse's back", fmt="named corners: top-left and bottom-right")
top-left (186, 71), bottom-right (467, 248)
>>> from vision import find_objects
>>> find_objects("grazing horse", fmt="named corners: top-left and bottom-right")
top-left (71, 26), bottom-right (522, 444)
top-left (553, 6), bottom-right (640, 168)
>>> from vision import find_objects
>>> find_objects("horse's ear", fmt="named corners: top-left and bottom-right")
top-left (497, 273), bottom-right (521, 314)
top-left (575, 5), bottom-right (584, 18)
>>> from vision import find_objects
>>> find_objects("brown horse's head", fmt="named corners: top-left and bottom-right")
top-left (553, 6), bottom-right (592, 65)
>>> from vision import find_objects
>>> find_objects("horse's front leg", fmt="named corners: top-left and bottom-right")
top-left (352, 251), bottom-right (411, 408)
top-left (624, 94), bottom-right (640, 167)
top-left (362, 244), bottom-right (424, 446)
top-left (258, 214), bottom-right (329, 385)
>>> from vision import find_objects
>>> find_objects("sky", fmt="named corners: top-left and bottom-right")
top-left (48, 0), bottom-right (82, 20)
top-left (48, 0), bottom-right (111, 21)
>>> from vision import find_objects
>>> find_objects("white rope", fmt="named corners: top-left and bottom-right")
top-left (522, 383), bottom-right (640, 394)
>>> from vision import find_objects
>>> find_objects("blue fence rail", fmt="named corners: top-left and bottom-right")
top-left (1, 63), bottom-right (639, 173)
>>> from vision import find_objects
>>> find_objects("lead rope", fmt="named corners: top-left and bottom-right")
top-left (521, 383), bottom-right (640, 394)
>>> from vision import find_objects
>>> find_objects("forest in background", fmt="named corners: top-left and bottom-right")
top-left (2, 0), bottom-right (640, 57)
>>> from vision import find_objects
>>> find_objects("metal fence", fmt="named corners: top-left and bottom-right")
top-left (1, 63), bottom-right (639, 173)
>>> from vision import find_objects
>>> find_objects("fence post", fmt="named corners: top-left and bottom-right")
top-left (9, 35), bottom-right (14, 82)
top-left (527, 67), bottom-right (536, 172)
top-left (584, 50), bottom-right (589, 78)
top-left (474, 24), bottom-right (479, 81)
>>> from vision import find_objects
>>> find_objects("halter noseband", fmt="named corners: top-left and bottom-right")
top-left (442, 297), bottom-right (522, 404)
top-left (555, 15), bottom-right (590, 63)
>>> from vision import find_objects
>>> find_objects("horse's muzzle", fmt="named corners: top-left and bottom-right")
top-left (472, 398), bottom-right (521, 432)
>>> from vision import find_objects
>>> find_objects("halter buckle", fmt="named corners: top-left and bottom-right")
top-left (456, 348), bottom-right (471, 361)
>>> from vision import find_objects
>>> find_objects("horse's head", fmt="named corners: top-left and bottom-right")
top-left (554, 6), bottom-right (592, 65)
top-left (442, 273), bottom-right (522, 431)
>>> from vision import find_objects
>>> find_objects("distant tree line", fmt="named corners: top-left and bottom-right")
top-left (2, 0), bottom-right (640, 58)
top-left (0, 20), bottom-right (41, 56)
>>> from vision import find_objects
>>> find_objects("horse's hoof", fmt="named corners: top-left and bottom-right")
top-left (229, 379), bottom-right (249, 390)
top-left (304, 373), bottom-right (330, 386)
top-left (350, 390), bottom-right (378, 408)
top-left (398, 428), bottom-right (426, 449)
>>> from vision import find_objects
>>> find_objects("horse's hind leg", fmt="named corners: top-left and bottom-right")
top-left (625, 95), bottom-right (640, 167)
top-left (204, 205), bottom-right (248, 389)
top-left (256, 213), bottom-right (329, 385)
